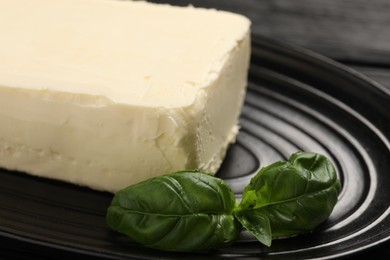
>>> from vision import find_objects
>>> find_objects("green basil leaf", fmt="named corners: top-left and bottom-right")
top-left (235, 151), bottom-right (341, 247)
top-left (106, 170), bottom-right (241, 252)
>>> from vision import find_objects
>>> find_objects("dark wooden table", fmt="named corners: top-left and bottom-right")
top-left (1, 0), bottom-right (389, 259)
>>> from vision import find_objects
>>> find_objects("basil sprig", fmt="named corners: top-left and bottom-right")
top-left (106, 170), bottom-right (241, 252)
top-left (106, 151), bottom-right (341, 251)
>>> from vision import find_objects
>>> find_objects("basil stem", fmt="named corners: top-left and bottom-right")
top-left (106, 170), bottom-right (241, 252)
top-left (234, 151), bottom-right (341, 247)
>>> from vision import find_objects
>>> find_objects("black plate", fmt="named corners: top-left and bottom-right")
top-left (1, 36), bottom-right (390, 259)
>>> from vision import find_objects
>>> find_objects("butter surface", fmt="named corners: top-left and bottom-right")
top-left (0, 0), bottom-right (251, 192)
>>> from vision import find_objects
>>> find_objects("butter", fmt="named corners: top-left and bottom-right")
top-left (0, 0), bottom-right (251, 192)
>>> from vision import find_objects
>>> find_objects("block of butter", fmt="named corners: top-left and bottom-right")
top-left (0, 0), bottom-right (250, 192)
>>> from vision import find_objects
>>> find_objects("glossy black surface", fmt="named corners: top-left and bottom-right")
top-left (1, 36), bottom-right (389, 259)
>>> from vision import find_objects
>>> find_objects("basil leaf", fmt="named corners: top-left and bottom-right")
top-left (235, 151), bottom-right (341, 247)
top-left (106, 171), bottom-right (241, 252)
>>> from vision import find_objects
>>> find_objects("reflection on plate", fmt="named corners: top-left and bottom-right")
top-left (1, 36), bottom-right (390, 259)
